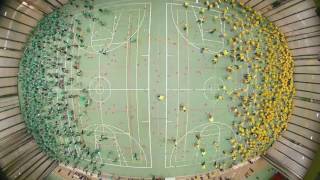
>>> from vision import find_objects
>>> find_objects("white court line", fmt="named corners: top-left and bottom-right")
top-left (82, 158), bottom-right (151, 169)
top-left (67, 88), bottom-right (148, 91)
top-left (125, 15), bottom-right (134, 161)
top-left (68, 2), bottom-right (152, 168)
top-left (168, 88), bottom-right (222, 91)
top-left (92, 37), bottom-right (112, 41)
top-left (88, 13), bottom-right (121, 53)
top-left (169, 3), bottom-right (225, 53)
top-left (86, 124), bottom-right (130, 167)
top-left (183, 7), bottom-right (191, 160)
top-left (169, 2), bottom-right (221, 13)
top-left (165, 3), bottom-right (169, 168)
top-left (196, 125), bottom-right (221, 162)
top-left (147, 2), bottom-right (153, 168)
top-left (174, 9), bottom-right (180, 164)
top-left (169, 122), bottom-right (238, 167)
top-left (169, 123), bottom-right (215, 167)
top-left (191, 6), bottom-right (205, 47)
top-left (114, 135), bottom-right (128, 166)
top-left (83, 123), bottom-right (149, 148)
top-left (71, 12), bottom-right (131, 167)
top-left (135, 9), bottom-right (142, 158)
top-left (76, 3), bottom-right (147, 55)
top-left (106, 15), bottom-right (121, 50)
top-left (98, 151), bottom-right (103, 163)
top-left (94, 133), bottom-right (98, 151)
top-left (90, 8), bottom-right (145, 44)
top-left (95, 3), bottom-right (151, 167)
top-left (90, 21), bottom-right (95, 50)
top-left (200, 13), bottom-right (224, 43)
top-left (171, 155), bottom-right (231, 169)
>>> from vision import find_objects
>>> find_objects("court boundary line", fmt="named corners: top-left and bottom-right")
top-left (135, 9), bottom-right (142, 159)
top-left (68, 3), bottom-right (153, 168)
top-left (174, 8), bottom-right (180, 164)
top-left (165, 1), bottom-right (226, 168)
top-left (183, 6), bottom-right (191, 160)
top-left (147, 2), bottom-right (153, 168)
top-left (125, 14), bottom-right (134, 161)
top-left (165, 3), bottom-right (168, 168)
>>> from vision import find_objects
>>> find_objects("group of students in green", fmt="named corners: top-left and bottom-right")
top-left (19, 0), bottom-right (108, 178)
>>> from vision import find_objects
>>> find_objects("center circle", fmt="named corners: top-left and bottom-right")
top-left (203, 76), bottom-right (224, 101)
top-left (89, 76), bottom-right (111, 102)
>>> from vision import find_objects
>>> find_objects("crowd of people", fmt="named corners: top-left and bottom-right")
top-left (18, 0), bottom-right (294, 178)
top-left (182, 0), bottom-right (294, 171)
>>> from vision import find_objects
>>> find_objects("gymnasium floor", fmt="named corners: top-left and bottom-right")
top-left (19, 0), bottom-right (289, 178)
top-left (65, 0), bottom-right (243, 176)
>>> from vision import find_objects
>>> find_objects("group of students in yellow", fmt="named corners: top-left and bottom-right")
top-left (160, 0), bottom-right (294, 171)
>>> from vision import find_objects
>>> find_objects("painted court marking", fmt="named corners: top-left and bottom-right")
top-left (169, 3), bottom-right (225, 54)
top-left (54, 0), bottom-right (244, 171)
top-left (68, 2), bottom-right (152, 168)
top-left (164, 2), bottom-right (241, 168)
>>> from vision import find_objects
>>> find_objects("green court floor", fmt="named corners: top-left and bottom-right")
top-left (63, 0), bottom-right (243, 176)
top-left (19, 0), bottom-right (292, 178)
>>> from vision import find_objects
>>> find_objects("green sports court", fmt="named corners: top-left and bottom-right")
top-left (17, 0), bottom-right (295, 178)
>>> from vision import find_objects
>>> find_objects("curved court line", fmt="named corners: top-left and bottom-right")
top-left (88, 124), bottom-right (132, 167)
top-left (85, 124), bottom-right (147, 167)
top-left (70, 6), bottom-right (151, 165)
top-left (91, 8), bottom-right (143, 44)
top-left (82, 121), bottom-right (128, 166)
top-left (200, 124), bottom-right (221, 136)
top-left (104, 14), bottom-right (122, 50)
top-left (170, 0), bottom-right (222, 13)
top-left (75, 4), bottom-right (148, 55)
top-left (84, 123), bottom-right (149, 167)
top-left (94, 7), bottom-right (144, 44)
top-left (170, 123), bottom-right (219, 166)
top-left (114, 135), bottom-right (129, 166)
top-left (90, 13), bottom-right (122, 52)
top-left (88, 75), bottom-right (112, 103)
top-left (169, 123), bottom-right (211, 166)
top-left (90, 21), bottom-right (96, 51)
top-left (190, 5), bottom-right (221, 45)
top-left (202, 76), bottom-right (225, 100)
top-left (71, 5), bottom-right (147, 64)
top-left (169, 4), bottom-right (224, 55)
top-left (170, 124), bottom-right (211, 166)
top-left (169, 122), bottom-right (239, 167)
top-left (191, 6), bottom-right (205, 44)
top-left (114, 130), bottom-right (149, 167)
